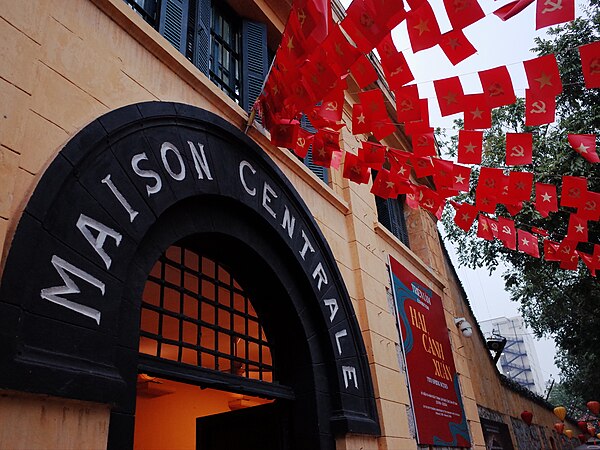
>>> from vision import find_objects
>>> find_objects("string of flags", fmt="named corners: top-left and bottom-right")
top-left (254, 0), bottom-right (600, 276)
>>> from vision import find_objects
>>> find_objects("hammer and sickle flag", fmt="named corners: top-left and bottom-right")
top-left (505, 133), bottom-right (533, 165)
top-left (479, 66), bottom-right (516, 108)
top-left (525, 89), bottom-right (555, 126)
top-left (579, 41), bottom-right (600, 89)
top-left (536, 0), bottom-right (574, 29)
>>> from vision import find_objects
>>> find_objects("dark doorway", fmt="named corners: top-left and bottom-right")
top-left (196, 402), bottom-right (290, 450)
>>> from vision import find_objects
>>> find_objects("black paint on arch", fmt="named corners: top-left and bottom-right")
top-left (0, 102), bottom-right (380, 447)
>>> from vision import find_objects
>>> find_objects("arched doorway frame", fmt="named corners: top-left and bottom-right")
top-left (0, 102), bottom-right (380, 448)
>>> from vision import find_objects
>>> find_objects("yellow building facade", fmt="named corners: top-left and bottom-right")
top-left (0, 1), bottom-right (582, 449)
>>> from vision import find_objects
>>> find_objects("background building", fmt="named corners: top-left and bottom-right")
top-left (480, 316), bottom-right (546, 395)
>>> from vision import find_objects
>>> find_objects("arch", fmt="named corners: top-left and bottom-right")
top-left (0, 102), bottom-right (379, 447)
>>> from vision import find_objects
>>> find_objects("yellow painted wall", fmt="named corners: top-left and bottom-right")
top-left (0, 391), bottom-right (109, 450)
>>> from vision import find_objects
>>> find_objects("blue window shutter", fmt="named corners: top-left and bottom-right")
top-left (299, 115), bottom-right (328, 183)
top-left (242, 20), bottom-right (268, 113)
top-left (158, 0), bottom-right (189, 54)
top-left (193, 0), bottom-right (211, 75)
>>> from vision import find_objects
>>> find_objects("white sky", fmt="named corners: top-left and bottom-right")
top-left (335, 0), bottom-right (588, 387)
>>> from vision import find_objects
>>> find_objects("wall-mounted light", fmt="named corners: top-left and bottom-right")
top-left (454, 317), bottom-right (473, 338)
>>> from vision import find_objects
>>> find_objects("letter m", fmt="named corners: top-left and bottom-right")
top-left (40, 255), bottom-right (105, 325)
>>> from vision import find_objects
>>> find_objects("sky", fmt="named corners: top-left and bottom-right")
top-left (336, 0), bottom-right (589, 387)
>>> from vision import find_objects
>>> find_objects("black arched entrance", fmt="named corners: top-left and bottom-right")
top-left (0, 102), bottom-right (379, 449)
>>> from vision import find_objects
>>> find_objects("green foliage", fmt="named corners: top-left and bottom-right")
top-left (547, 381), bottom-right (587, 419)
top-left (437, 5), bottom-right (600, 400)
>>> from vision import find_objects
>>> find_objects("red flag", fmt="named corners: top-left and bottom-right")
top-left (359, 142), bottom-right (386, 168)
top-left (359, 88), bottom-right (388, 123)
top-left (321, 24), bottom-right (361, 77)
top-left (406, 185), bottom-right (420, 209)
top-left (411, 156), bottom-right (436, 178)
top-left (523, 54), bottom-right (563, 96)
top-left (432, 158), bottom-right (455, 188)
top-left (395, 85), bottom-right (421, 123)
top-left (578, 250), bottom-right (597, 277)
top-left (453, 202), bottom-right (478, 231)
top-left (453, 164), bottom-right (471, 191)
top-left (350, 54), bottom-right (379, 89)
top-left (294, 1), bottom-right (330, 44)
top-left (439, 29), bottom-right (477, 66)
top-left (518, 229), bottom-right (540, 257)
top-left (342, 0), bottom-right (390, 53)
top-left (388, 148), bottom-right (411, 179)
top-left (371, 169), bottom-right (397, 198)
top-left (505, 201), bottom-right (524, 216)
top-left (443, 0), bottom-right (485, 30)
top-left (535, 183), bottom-right (558, 217)
top-left (477, 215), bottom-right (495, 240)
top-left (292, 128), bottom-right (314, 158)
top-left (558, 239), bottom-right (579, 269)
top-left (434, 76), bottom-right (465, 117)
top-left (536, 0), bottom-right (574, 29)
top-left (525, 89), bottom-right (556, 126)
top-left (372, 119), bottom-right (396, 141)
top-left (312, 129), bottom-right (339, 167)
top-left (270, 119), bottom-right (300, 147)
top-left (418, 186), bottom-right (445, 219)
top-left (506, 133), bottom-right (533, 165)
top-left (479, 66), bottom-right (517, 108)
top-left (498, 217), bottom-right (517, 250)
top-left (404, 99), bottom-right (432, 136)
top-left (568, 134), bottom-right (599, 163)
top-left (478, 167), bottom-right (506, 196)
top-left (316, 86), bottom-right (345, 123)
top-left (343, 152), bottom-right (371, 184)
top-left (561, 176), bottom-right (587, 208)
top-left (531, 227), bottom-right (549, 236)
top-left (476, 194), bottom-right (498, 214)
top-left (382, 51), bottom-right (415, 89)
top-left (579, 41), bottom-right (600, 89)
top-left (377, 33), bottom-right (397, 60)
top-left (579, 191), bottom-right (600, 221)
top-left (463, 94), bottom-right (491, 130)
top-left (507, 171), bottom-right (534, 202)
top-left (352, 104), bottom-right (371, 135)
top-left (494, 0), bottom-right (535, 21)
top-left (567, 214), bottom-right (588, 242)
top-left (457, 130), bottom-right (483, 164)
top-left (406, 2), bottom-right (442, 53)
top-left (544, 240), bottom-right (561, 261)
top-left (412, 132), bottom-right (436, 157)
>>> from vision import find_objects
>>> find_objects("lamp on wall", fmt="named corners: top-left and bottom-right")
top-left (454, 317), bottom-right (473, 337)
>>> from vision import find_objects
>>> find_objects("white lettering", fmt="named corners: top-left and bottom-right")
top-left (76, 214), bottom-right (122, 270)
top-left (342, 366), bottom-right (359, 389)
top-left (334, 329), bottom-right (348, 355)
top-left (40, 255), bottom-right (104, 325)
top-left (188, 141), bottom-right (213, 180)
top-left (323, 298), bottom-right (339, 322)
top-left (131, 152), bottom-right (162, 196)
top-left (160, 142), bottom-right (186, 181)
top-left (281, 206), bottom-right (296, 239)
top-left (262, 183), bottom-right (278, 219)
top-left (299, 230), bottom-right (314, 260)
top-left (239, 160), bottom-right (256, 196)
top-left (101, 174), bottom-right (139, 223)
top-left (312, 262), bottom-right (328, 291)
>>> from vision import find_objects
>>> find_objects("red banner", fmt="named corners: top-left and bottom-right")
top-left (389, 256), bottom-right (470, 447)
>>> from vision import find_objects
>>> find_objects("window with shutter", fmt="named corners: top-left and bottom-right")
top-left (300, 115), bottom-right (329, 184)
top-left (158, 0), bottom-right (189, 54)
top-left (374, 184), bottom-right (410, 247)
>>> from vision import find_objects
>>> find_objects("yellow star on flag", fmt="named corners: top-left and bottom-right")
top-left (414, 19), bottom-right (430, 36)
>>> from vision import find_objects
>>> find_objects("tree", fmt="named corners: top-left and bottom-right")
top-left (438, 3), bottom-right (600, 402)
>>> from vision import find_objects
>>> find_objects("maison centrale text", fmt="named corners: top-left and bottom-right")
top-left (39, 139), bottom-right (359, 391)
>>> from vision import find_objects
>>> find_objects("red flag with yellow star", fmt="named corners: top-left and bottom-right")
top-left (342, 0), bottom-right (389, 53)
top-left (434, 76), bottom-right (465, 117)
top-left (507, 171), bottom-right (534, 202)
top-left (359, 88), bottom-right (389, 123)
top-left (536, 0), bottom-right (574, 30)
top-left (567, 214), bottom-right (588, 242)
top-left (463, 94), bottom-right (491, 130)
top-left (523, 54), bottom-right (563, 96)
top-left (579, 41), bottom-right (600, 89)
top-left (352, 104), bottom-right (371, 135)
top-left (453, 202), bottom-right (478, 231)
top-left (439, 29), bottom-right (477, 66)
top-left (518, 229), bottom-right (540, 257)
top-left (322, 23), bottom-right (361, 76)
top-left (350, 54), bottom-right (379, 89)
top-left (457, 130), bottom-right (483, 164)
top-left (270, 119), bottom-right (300, 148)
top-left (567, 134), bottom-right (599, 163)
top-left (535, 183), bottom-right (558, 217)
top-left (406, 2), bottom-right (442, 53)
top-left (453, 164), bottom-right (471, 191)
top-left (359, 142), bottom-right (387, 169)
top-left (506, 133), bottom-right (533, 166)
top-left (477, 215), bottom-right (496, 240)
top-left (479, 66), bottom-right (516, 108)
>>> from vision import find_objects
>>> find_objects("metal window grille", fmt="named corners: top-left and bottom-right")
top-left (139, 245), bottom-right (274, 383)
top-left (209, 4), bottom-right (241, 103)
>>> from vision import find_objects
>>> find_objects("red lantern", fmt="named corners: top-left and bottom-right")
top-left (588, 400), bottom-right (600, 415)
top-left (588, 425), bottom-right (596, 436)
top-left (578, 421), bottom-right (589, 433)
top-left (579, 434), bottom-right (587, 444)
top-left (554, 422), bottom-right (565, 434)
top-left (521, 410), bottom-right (533, 426)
